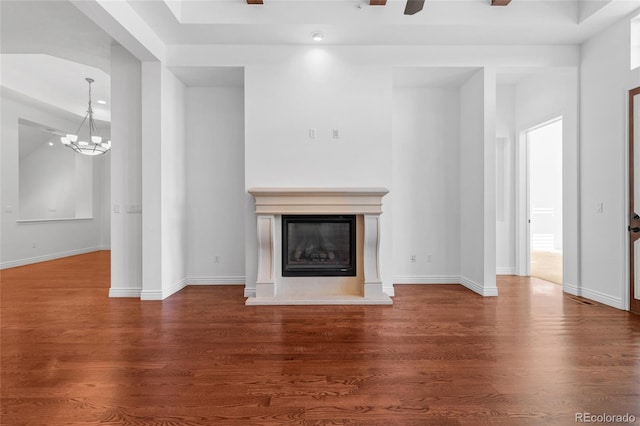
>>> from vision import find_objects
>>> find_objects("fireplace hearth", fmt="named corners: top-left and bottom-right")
top-left (282, 215), bottom-right (356, 277)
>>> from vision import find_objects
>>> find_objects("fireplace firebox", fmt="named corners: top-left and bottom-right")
top-left (282, 215), bottom-right (356, 277)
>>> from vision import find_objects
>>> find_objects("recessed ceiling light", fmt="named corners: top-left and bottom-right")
top-left (311, 32), bottom-right (324, 42)
top-left (97, 100), bottom-right (107, 105)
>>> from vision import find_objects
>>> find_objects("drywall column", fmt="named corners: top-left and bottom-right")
top-left (459, 67), bottom-right (498, 296)
top-left (109, 45), bottom-right (143, 297)
top-left (140, 61), bottom-right (163, 300)
top-left (139, 62), bottom-right (187, 300)
top-left (483, 67), bottom-right (498, 295)
top-left (159, 66), bottom-right (187, 298)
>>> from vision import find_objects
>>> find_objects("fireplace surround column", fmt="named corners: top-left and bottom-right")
top-left (255, 215), bottom-right (276, 298)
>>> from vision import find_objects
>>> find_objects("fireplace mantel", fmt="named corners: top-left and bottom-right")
top-left (246, 187), bottom-right (392, 305)
top-left (249, 187), bottom-right (389, 215)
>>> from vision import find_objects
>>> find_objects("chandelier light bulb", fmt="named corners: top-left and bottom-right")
top-left (91, 136), bottom-right (102, 144)
top-left (67, 134), bottom-right (78, 143)
top-left (60, 137), bottom-right (71, 145)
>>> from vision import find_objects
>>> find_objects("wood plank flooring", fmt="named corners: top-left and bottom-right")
top-left (2, 251), bottom-right (640, 425)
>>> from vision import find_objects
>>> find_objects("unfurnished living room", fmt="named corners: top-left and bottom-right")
top-left (1, 0), bottom-right (640, 424)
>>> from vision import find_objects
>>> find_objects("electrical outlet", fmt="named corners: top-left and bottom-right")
top-left (332, 129), bottom-right (340, 139)
top-left (214, 256), bottom-right (220, 264)
top-left (410, 255), bottom-right (416, 263)
top-left (427, 254), bottom-right (432, 263)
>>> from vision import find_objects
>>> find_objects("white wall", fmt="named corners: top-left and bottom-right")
top-left (159, 66), bottom-right (187, 296)
top-left (138, 62), bottom-right (188, 300)
top-left (19, 141), bottom-right (79, 220)
top-left (459, 69), bottom-right (497, 295)
top-left (186, 86), bottom-right (245, 283)
top-left (1, 90), bottom-right (109, 268)
top-left (579, 13), bottom-right (640, 309)
top-left (510, 70), bottom-right (579, 291)
top-left (392, 86), bottom-right (460, 282)
top-left (243, 48), bottom-right (394, 296)
top-left (109, 45), bottom-right (143, 296)
top-left (496, 85), bottom-right (516, 274)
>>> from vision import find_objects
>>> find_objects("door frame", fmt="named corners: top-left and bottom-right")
top-left (516, 115), bottom-right (563, 278)
top-left (628, 87), bottom-right (640, 314)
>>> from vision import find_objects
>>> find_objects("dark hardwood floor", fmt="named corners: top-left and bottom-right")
top-left (2, 251), bottom-right (639, 425)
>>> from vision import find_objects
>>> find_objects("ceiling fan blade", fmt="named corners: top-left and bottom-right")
top-left (404, 0), bottom-right (425, 15)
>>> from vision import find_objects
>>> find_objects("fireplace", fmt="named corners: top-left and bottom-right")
top-left (282, 215), bottom-right (356, 277)
top-left (246, 187), bottom-right (392, 305)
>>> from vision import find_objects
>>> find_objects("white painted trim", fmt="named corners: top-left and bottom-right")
top-left (563, 282), bottom-right (579, 296)
top-left (393, 276), bottom-right (498, 296)
top-left (109, 287), bottom-right (142, 298)
top-left (244, 288), bottom-right (256, 298)
top-left (1, 246), bottom-right (104, 269)
top-left (459, 275), bottom-right (499, 296)
top-left (248, 187), bottom-right (389, 215)
top-left (140, 278), bottom-right (187, 301)
top-left (16, 217), bottom-right (94, 224)
top-left (188, 276), bottom-right (246, 285)
top-left (563, 283), bottom-right (623, 310)
top-left (393, 275), bottom-right (460, 284)
top-left (163, 277), bottom-right (188, 300)
top-left (383, 285), bottom-right (395, 297)
top-left (496, 267), bottom-right (516, 275)
top-left (140, 290), bottom-right (163, 301)
top-left (516, 127), bottom-right (531, 276)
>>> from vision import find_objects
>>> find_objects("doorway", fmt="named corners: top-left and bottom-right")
top-left (527, 118), bottom-right (563, 284)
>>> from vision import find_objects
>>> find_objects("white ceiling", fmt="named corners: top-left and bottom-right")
top-left (0, 0), bottom-right (112, 73)
top-left (169, 66), bottom-right (244, 87)
top-left (0, 1), bottom-right (113, 120)
top-left (128, 0), bottom-right (640, 46)
top-left (1, 0), bottom-right (639, 115)
top-left (393, 67), bottom-right (481, 87)
top-left (2, 54), bottom-right (111, 121)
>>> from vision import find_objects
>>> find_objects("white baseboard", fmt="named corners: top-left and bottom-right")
top-left (164, 277), bottom-right (188, 299)
top-left (393, 275), bottom-right (460, 284)
top-left (563, 283), bottom-right (623, 309)
top-left (109, 287), bottom-right (142, 298)
top-left (459, 275), bottom-right (499, 297)
top-left (383, 284), bottom-right (395, 297)
top-left (188, 276), bottom-right (245, 285)
top-left (1, 246), bottom-right (104, 270)
top-left (244, 287), bottom-right (256, 298)
top-left (496, 267), bottom-right (516, 275)
top-left (563, 282), bottom-right (579, 296)
top-left (140, 278), bottom-right (188, 301)
top-left (393, 275), bottom-right (498, 296)
top-left (140, 290), bottom-right (163, 301)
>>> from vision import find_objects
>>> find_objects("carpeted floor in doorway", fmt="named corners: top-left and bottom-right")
top-left (530, 250), bottom-right (563, 285)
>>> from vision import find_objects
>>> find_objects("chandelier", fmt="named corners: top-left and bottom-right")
top-left (60, 78), bottom-right (111, 156)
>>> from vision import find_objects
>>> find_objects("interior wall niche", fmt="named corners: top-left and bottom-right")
top-left (18, 119), bottom-right (93, 221)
